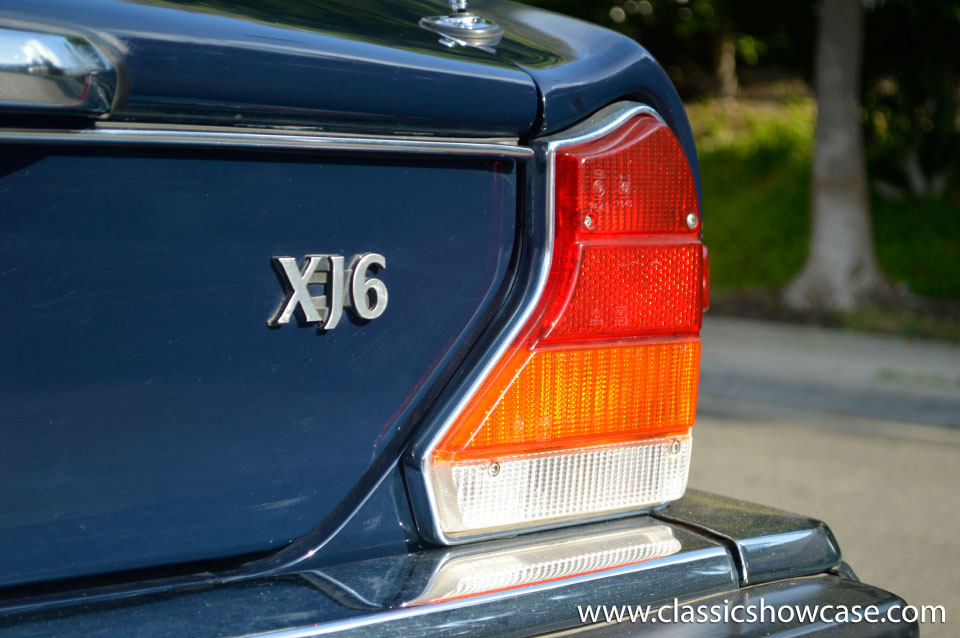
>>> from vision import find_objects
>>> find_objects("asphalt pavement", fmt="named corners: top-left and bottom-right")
top-left (690, 316), bottom-right (960, 637)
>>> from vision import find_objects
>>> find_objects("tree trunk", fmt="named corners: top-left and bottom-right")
top-left (783, 0), bottom-right (891, 311)
top-left (716, 27), bottom-right (738, 98)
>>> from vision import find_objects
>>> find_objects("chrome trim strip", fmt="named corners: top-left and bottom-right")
top-left (0, 126), bottom-right (534, 157)
top-left (0, 26), bottom-right (119, 114)
top-left (408, 102), bottom-right (664, 546)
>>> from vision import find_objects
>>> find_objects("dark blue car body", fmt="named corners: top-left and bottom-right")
top-left (0, 1), bottom-right (914, 636)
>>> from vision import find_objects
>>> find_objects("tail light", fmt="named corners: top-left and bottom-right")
top-left (413, 105), bottom-right (705, 543)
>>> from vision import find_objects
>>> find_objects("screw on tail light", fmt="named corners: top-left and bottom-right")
top-left (407, 103), bottom-right (705, 544)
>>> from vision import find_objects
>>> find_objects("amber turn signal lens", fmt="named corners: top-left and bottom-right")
top-left (436, 340), bottom-right (700, 460)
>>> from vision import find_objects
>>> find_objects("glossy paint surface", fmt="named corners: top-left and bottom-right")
top-left (0, 0), bottom-right (539, 136)
top-left (0, 498), bottom-right (912, 638)
top-left (2, 574), bottom-right (914, 638)
top-left (0, 146), bottom-right (516, 587)
top-left (0, 516), bottom-right (737, 637)
top-left (0, 0), bottom-right (698, 195)
top-left (1, 0), bottom-right (706, 598)
top-left (478, 0), bottom-right (700, 196)
top-left (657, 489), bottom-right (843, 585)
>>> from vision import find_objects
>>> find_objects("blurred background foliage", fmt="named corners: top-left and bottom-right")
top-left (518, 0), bottom-right (960, 338)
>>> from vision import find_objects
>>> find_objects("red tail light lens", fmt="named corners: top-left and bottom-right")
top-left (422, 109), bottom-right (705, 540)
top-left (543, 242), bottom-right (703, 342)
top-left (554, 113), bottom-right (699, 236)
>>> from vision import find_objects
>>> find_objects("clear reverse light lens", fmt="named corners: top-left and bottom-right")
top-left (429, 435), bottom-right (691, 536)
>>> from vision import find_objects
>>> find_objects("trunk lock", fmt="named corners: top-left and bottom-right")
top-left (420, 1), bottom-right (503, 50)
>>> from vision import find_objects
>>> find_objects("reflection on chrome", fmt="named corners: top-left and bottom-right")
top-left (0, 26), bottom-right (118, 113)
top-left (408, 523), bottom-right (681, 605)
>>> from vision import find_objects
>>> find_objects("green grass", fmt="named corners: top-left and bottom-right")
top-left (688, 98), bottom-right (813, 289)
top-left (873, 195), bottom-right (960, 298)
top-left (688, 97), bottom-right (960, 299)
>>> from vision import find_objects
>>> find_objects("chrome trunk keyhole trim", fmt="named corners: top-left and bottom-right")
top-left (420, 0), bottom-right (503, 50)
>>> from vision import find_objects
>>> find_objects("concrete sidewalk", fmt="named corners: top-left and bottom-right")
top-left (699, 316), bottom-right (960, 427)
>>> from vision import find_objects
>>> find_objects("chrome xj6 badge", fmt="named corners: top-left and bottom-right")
top-left (267, 253), bottom-right (387, 330)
